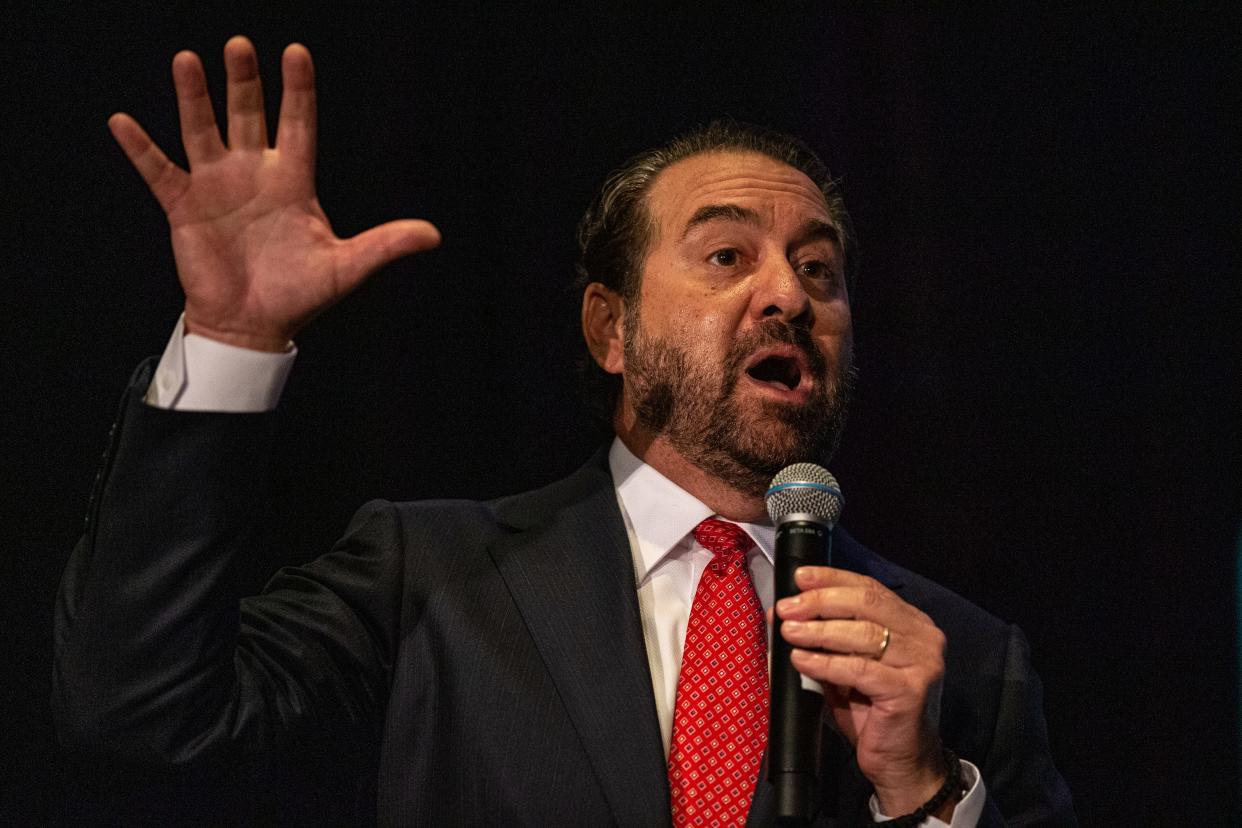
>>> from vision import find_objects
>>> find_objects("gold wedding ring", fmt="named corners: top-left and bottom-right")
top-left (877, 626), bottom-right (891, 661)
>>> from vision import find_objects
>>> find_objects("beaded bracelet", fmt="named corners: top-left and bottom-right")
top-left (873, 748), bottom-right (964, 827)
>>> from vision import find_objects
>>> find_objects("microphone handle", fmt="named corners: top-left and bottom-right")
top-left (770, 518), bottom-right (833, 825)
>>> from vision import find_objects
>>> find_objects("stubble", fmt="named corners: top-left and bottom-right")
top-left (624, 311), bottom-right (856, 497)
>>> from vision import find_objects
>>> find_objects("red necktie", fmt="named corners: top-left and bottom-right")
top-left (668, 518), bottom-right (770, 827)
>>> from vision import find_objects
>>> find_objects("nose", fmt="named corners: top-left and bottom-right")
top-left (749, 256), bottom-right (812, 324)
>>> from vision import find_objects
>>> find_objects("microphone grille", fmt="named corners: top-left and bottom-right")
top-left (765, 463), bottom-right (843, 526)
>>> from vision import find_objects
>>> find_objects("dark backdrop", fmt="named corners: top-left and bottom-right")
top-left (2, 4), bottom-right (1238, 824)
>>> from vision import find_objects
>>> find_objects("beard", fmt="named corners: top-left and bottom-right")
top-left (623, 310), bottom-right (856, 498)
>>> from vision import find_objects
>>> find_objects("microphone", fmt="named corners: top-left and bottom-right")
top-left (765, 463), bottom-right (843, 825)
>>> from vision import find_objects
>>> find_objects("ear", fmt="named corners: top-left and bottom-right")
top-left (581, 282), bottom-right (626, 375)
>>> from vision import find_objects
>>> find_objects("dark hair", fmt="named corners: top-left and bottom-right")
top-left (574, 119), bottom-right (857, 426)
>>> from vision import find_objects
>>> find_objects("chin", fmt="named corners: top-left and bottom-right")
top-left (724, 417), bottom-right (819, 471)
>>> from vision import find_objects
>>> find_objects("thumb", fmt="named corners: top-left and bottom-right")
top-left (338, 219), bottom-right (441, 286)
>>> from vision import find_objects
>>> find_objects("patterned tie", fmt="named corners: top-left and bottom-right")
top-left (668, 517), bottom-right (770, 827)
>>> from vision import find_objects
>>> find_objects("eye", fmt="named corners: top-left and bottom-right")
top-left (709, 248), bottom-right (740, 267)
top-left (797, 259), bottom-right (838, 283)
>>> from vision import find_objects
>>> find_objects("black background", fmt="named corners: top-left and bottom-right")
top-left (2, 3), bottom-right (1238, 824)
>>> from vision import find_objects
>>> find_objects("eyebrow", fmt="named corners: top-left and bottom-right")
top-left (679, 204), bottom-right (760, 240)
top-left (795, 218), bottom-right (842, 249)
top-left (679, 204), bottom-right (842, 249)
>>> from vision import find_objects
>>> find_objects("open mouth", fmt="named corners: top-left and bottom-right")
top-left (744, 350), bottom-right (805, 393)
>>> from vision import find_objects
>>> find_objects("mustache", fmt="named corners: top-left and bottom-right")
top-left (721, 319), bottom-right (830, 385)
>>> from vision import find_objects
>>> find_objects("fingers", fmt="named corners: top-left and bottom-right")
top-left (782, 617), bottom-right (939, 672)
top-left (108, 112), bottom-right (190, 211)
top-left (781, 617), bottom-right (889, 658)
top-left (224, 35), bottom-right (268, 150)
top-left (778, 567), bottom-right (929, 627)
top-left (276, 43), bottom-right (317, 165)
top-left (776, 566), bottom-right (946, 668)
top-left (777, 578), bottom-right (900, 626)
top-left (789, 650), bottom-right (908, 700)
top-left (338, 219), bottom-right (442, 288)
top-left (794, 564), bottom-right (873, 590)
top-left (172, 50), bottom-right (225, 165)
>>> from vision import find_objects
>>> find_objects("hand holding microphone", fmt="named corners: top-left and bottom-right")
top-left (766, 463), bottom-right (842, 823)
top-left (768, 464), bottom-right (956, 822)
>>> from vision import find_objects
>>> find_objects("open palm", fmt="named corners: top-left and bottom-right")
top-left (110, 37), bottom-right (439, 351)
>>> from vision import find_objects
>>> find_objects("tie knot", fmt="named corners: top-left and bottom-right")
top-left (693, 518), bottom-right (753, 563)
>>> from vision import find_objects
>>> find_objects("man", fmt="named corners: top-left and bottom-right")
top-left (53, 37), bottom-right (1073, 826)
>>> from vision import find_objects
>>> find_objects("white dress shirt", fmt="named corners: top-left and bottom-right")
top-left (146, 316), bottom-right (984, 826)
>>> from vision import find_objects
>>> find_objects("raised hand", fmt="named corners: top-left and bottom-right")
top-left (109, 36), bottom-right (440, 351)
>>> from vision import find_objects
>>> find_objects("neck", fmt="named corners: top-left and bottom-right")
top-left (614, 410), bottom-right (767, 523)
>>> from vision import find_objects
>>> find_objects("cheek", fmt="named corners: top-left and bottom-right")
top-left (813, 306), bottom-right (853, 359)
top-left (681, 310), bottom-right (740, 367)
top-left (638, 261), bottom-right (754, 354)
top-left (642, 288), bottom-right (735, 341)
top-left (687, 283), bottom-right (755, 340)
top-left (815, 301), bottom-right (852, 340)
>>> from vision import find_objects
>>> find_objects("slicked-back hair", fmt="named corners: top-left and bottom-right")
top-left (574, 120), bottom-right (857, 427)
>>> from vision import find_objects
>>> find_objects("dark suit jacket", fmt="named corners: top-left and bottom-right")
top-left (54, 364), bottom-right (1074, 825)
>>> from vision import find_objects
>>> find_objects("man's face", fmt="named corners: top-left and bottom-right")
top-left (622, 150), bottom-right (855, 495)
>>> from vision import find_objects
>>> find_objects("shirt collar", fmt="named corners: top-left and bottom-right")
top-left (608, 438), bottom-right (775, 582)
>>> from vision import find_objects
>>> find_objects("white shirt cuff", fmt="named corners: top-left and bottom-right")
top-left (145, 314), bottom-right (297, 412)
top-left (869, 759), bottom-right (984, 827)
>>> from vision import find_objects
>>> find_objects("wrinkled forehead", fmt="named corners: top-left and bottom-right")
top-left (645, 150), bottom-right (834, 238)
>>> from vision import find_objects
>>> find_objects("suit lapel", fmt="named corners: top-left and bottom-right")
top-left (489, 452), bottom-right (671, 827)
top-left (486, 451), bottom-right (904, 827)
top-left (834, 527), bottom-right (906, 591)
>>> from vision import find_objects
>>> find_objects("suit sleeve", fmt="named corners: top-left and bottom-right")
top-left (972, 624), bottom-right (1076, 827)
top-left (53, 362), bottom-right (404, 765)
